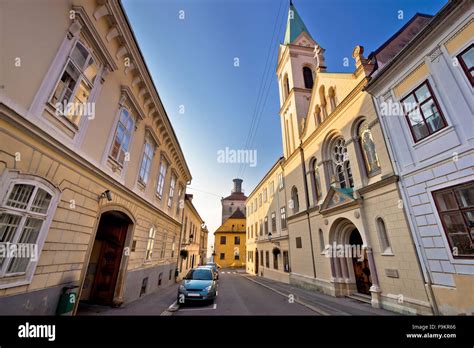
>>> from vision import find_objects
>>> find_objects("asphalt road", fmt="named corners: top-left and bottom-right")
top-left (173, 270), bottom-right (316, 316)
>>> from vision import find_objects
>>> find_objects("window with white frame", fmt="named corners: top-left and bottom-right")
top-left (270, 181), bottom-right (275, 196)
top-left (138, 141), bottom-right (154, 185)
top-left (332, 137), bottom-right (354, 189)
top-left (50, 41), bottom-right (99, 127)
top-left (168, 174), bottom-right (176, 208)
top-left (263, 188), bottom-right (268, 202)
top-left (145, 226), bottom-right (156, 261)
top-left (160, 232), bottom-right (167, 259)
top-left (0, 180), bottom-right (58, 280)
top-left (110, 108), bottom-right (134, 166)
top-left (156, 158), bottom-right (168, 199)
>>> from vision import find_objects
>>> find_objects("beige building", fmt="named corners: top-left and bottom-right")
top-left (0, 0), bottom-right (192, 314)
top-left (246, 157), bottom-right (291, 283)
top-left (246, 2), bottom-right (438, 314)
top-left (177, 194), bottom-right (205, 279)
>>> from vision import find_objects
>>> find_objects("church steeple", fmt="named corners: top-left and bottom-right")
top-left (283, 0), bottom-right (313, 45)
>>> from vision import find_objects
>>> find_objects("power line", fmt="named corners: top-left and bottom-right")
top-left (237, 0), bottom-right (286, 179)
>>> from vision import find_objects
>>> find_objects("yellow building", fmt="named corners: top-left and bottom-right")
top-left (0, 0), bottom-right (192, 314)
top-left (213, 209), bottom-right (246, 269)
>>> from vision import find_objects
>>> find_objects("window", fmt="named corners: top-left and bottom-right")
top-left (303, 67), bottom-right (314, 89)
top-left (457, 44), bottom-right (474, 86)
top-left (247, 227), bottom-right (250, 239)
top-left (254, 198), bottom-right (257, 212)
top-left (171, 236), bottom-right (176, 258)
top-left (401, 80), bottom-right (447, 142)
top-left (283, 251), bottom-right (289, 272)
top-left (263, 188), bottom-right (268, 202)
top-left (259, 193), bottom-right (262, 207)
top-left (156, 158), bottom-right (168, 199)
top-left (291, 186), bottom-right (299, 214)
top-left (376, 218), bottom-right (392, 254)
top-left (332, 137), bottom-right (354, 189)
top-left (265, 251), bottom-right (270, 268)
top-left (176, 184), bottom-right (184, 216)
top-left (250, 225), bottom-right (253, 239)
top-left (278, 173), bottom-right (284, 190)
top-left (260, 250), bottom-right (264, 266)
top-left (220, 236), bottom-right (226, 245)
top-left (50, 41), bottom-right (98, 126)
top-left (433, 182), bottom-right (474, 258)
top-left (273, 251), bottom-right (278, 270)
top-left (160, 233), bottom-right (167, 258)
top-left (318, 229), bottom-right (325, 253)
top-left (259, 220), bottom-right (263, 236)
top-left (270, 181), bottom-right (275, 196)
top-left (283, 74), bottom-right (290, 100)
top-left (280, 207), bottom-right (287, 229)
top-left (310, 158), bottom-right (322, 203)
top-left (271, 212), bottom-right (276, 232)
top-left (158, 272), bottom-right (163, 286)
top-left (328, 87), bottom-right (336, 111)
top-left (145, 227), bottom-right (156, 261)
top-left (296, 237), bottom-right (302, 249)
top-left (168, 175), bottom-right (176, 207)
top-left (0, 181), bottom-right (56, 279)
top-left (234, 236), bottom-right (240, 245)
top-left (110, 108), bottom-right (134, 165)
top-left (234, 254), bottom-right (240, 260)
top-left (138, 142), bottom-right (154, 185)
top-left (220, 253), bottom-right (225, 260)
top-left (264, 216), bottom-right (269, 235)
top-left (358, 121), bottom-right (380, 175)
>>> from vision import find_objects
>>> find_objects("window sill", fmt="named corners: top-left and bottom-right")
top-left (381, 251), bottom-right (395, 256)
top-left (412, 125), bottom-right (453, 149)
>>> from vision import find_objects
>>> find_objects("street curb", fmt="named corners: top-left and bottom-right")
top-left (242, 275), bottom-right (330, 316)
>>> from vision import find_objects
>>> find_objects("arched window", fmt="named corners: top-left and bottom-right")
top-left (283, 74), bottom-right (290, 100)
top-left (310, 158), bottom-right (322, 204)
top-left (328, 87), bottom-right (336, 111)
top-left (332, 137), bottom-right (354, 189)
top-left (318, 229), bottom-right (325, 252)
top-left (319, 86), bottom-right (327, 120)
top-left (376, 218), bottom-right (392, 254)
top-left (358, 121), bottom-right (380, 175)
top-left (314, 105), bottom-right (322, 126)
top-left (303, 67), bottom-right (314, 89)
top-left (291, 186), bottom-right (299, 214)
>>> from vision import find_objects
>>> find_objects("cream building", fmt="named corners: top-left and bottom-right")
top-left (177, 194), bottom-right (205, 279)
top-left (0, 0), bottom-right (192, 314)
top-left (246, 157), bottom-right (291, 283)
top-left (247, 1), bottom-right (439, 314)
top-left (366, 0), bottom-right (474, 315)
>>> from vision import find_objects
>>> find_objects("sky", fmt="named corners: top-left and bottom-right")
top-left (121, 0), bottom-right (447, 250)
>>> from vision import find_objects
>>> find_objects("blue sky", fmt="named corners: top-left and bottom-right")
top-left (122, 0), bottom-right (447, 239)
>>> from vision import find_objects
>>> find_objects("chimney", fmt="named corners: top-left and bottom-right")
top-left (232, 178), bottom-right (243, 193)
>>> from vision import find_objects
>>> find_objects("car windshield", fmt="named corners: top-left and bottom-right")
top-left (185, 269), bottom-right (212, 280)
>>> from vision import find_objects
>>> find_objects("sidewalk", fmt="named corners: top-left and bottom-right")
top-left (243, 275), bottom-right (396, 315)
top-left (77, 283), bottom-right (178, 316)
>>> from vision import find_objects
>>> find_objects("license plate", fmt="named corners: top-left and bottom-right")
top-left (187, 293), bottom-right (200, 297)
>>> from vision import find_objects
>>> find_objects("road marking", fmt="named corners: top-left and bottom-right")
top-left (178, 303), bottom-right (217, 312)
top-left (160, 300), bottom-right (179, 315)
top-left (242, 276), bottom-right (330, 316)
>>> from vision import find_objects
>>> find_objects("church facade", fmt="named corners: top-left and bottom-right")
top-left (247, 2), bottom-right (441, 315)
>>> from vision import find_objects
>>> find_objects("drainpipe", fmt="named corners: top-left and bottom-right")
top-left (371, 95), bottom-right (439, 315)
top-left (299, 145), bottom-right (317, 279)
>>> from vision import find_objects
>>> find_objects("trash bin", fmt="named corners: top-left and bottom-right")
top-left (56, 286), bottom-right (79, 316)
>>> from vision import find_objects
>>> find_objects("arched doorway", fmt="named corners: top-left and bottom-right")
top-left (349, 229), bottom-right (372, 295)
top-left (80, 210), bottom-right (133, 306)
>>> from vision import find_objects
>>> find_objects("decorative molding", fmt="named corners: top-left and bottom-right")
top-left (120, 85), bottom-right (145, 122)
top-left (93, 4), bottom-right (109, 21)
top-left (428, 46), bottom-right (443, 62)
top-left (106, 26), bottom-right (120, 42)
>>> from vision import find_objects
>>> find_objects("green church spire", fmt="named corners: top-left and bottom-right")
top-left (283, 0), bottom-right (313, 45)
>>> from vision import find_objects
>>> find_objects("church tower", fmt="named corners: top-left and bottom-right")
top-left (277, 1), bottom-right (319, 158)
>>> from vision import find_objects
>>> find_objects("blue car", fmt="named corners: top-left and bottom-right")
top-left (178, 268), bottom-right (217, 304)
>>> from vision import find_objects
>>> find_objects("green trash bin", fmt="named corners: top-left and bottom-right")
top-left (56, 286), bottom-right (79, 316)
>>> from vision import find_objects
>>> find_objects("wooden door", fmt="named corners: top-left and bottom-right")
top-left (90, 220), bottom-right (128, 305)
top-left (352, 250), bottom-right (372, 295)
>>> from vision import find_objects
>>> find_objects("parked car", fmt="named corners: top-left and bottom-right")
top-left (177, 268), bottom-right (217, 304)
top-left (199, 264), bottom-right (219, 280)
